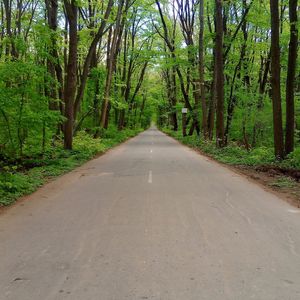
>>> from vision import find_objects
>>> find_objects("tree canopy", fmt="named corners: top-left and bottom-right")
top-left (0, 0), bottom-right (299, 161)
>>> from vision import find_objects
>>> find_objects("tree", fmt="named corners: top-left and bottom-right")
top-left (214, 0), bottom-right (224, 147)
top-left (63, 0), bottom-right (78, 150)
top-left (45, 0), bottom-right (63, 113)
top-left (270, 0), bottom-right (284, 159)
top-left (73, 0), bottom-right (114, 121)
top-left (155, 0), bottom-right (200, 135)
top-left (285, 0), bottom-right (298, 155)
top-left (99, 0), bottom-right (128, 130)
top-left (199, 0), bottom-right (207, 137)
top-left (0, 0), bottom-right (299, 162)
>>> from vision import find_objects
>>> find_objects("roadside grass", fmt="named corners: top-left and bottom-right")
top-left (162, 128), bottom-right (300, 204)
top-left (162, 128), bottom-right (300, 170)
top-left (0, 127), bottom-right (143, 207)
top-left (269, 177), bottom-right (297, 189)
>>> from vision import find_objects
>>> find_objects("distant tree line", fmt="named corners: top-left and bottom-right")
top-left (154, 0), bottom-right (299, 160)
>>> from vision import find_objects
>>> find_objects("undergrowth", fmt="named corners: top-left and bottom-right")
top-left (269, 177), bottom-right (296, 188)
top-left (0, 127), bottom-right (142, 207)
top-left (163, 128), bottom-right (300, 169)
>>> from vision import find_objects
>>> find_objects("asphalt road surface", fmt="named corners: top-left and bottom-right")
top-left (1, 127), bottom-right (300, 300)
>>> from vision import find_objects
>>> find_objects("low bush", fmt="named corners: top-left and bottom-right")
top-left (163, 128), bottom-right (299, 168)
top-left (0, 127), bottom-right (142, 207)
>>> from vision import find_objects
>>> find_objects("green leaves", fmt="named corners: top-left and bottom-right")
top-left (0, 126), bottom-right (142, 207)
top-left (0, 61), bottom-right (61, 157)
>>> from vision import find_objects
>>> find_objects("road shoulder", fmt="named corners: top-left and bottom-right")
top-left (161, 129), bottom-right (300, 208)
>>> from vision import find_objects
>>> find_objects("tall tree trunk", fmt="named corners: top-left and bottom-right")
top-left (73, 0), bottom-right (114, 120)
top-left (139, 92), bottom-right (146, 124)
top-left (100, 0), bottom-right (126, 129)
top-left (176, 0), bottom-right (200, 136)
top-left (270, 0), bottom-right (284, 159)
top-left (3, 0), bottom-right (17, 58)
top-left (199, 0), bottom-right (207, 137)
top-left (170, 66), bottom-right (178, 131)
top-left (0, 2), bottom-right (4, 58)
top-left (215, 0), bottom-right (224, 147)
top-left (155, 0), bottom-right (199, 134)
top-left (207, 75), bottom-right (215, 140)
top-left (224, 1), bottom-right (249, 145)
top-left (63, 0), bottom-right (77, 150)
top-left (285, 0), bottom-right (298, 155)
top-left (45, 0), bottom-right (59, 110)
top-left (100, 29), bottom-right (118, 129)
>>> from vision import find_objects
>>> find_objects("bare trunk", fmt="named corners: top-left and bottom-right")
top-left (270, 0), bottom-right (284, 159)
top-left (100, 0), bottom-right (126, 129)
top-left (170, 66), bottom-right (178, 131)
top-left (285, 0), bottom-right (298, 155)
top-left (199, 0), bottom-right (207, 137)
top-left (45, 0), bottom-right (59, 110)
top-left (63, 0), bottom-right (77, 150)
top-left (215, 0), bottom-right (224, 147)
top-left (73, 0), bottom-right (114, 120)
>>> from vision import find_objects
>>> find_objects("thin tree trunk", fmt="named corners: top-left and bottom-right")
top-left (270, 0), bottom-right (284, 159)
top-left (63, 0), bottom-right (77, 150)
top-left (215, 0), bottom-right (224, 147)
top-left (3, 0), bottom-right (17, 58)
top-left (73, 0), bottom-right (114, 120)
top-left (100, 29), bottom-right (118, 129)
top-left (285, 0), bottom-right (298, 155)
top-left (155, 0), bottom-right (199, 134)
top-left (224, 1), bottom-right (248, 145)
top-left (100, 0), bottom-right (126, 129)
top-left (45, 0), bottom-right (59, 110)
top-left (170, 66), bottom-right (178, 131)
top-left (199, 0), bottom-right (207, 137)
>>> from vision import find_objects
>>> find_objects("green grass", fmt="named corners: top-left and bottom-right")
top-left (269, 177), bottom-right (296, 188)
top-left (162, 128), bottom-right (300, 169)
top-left (0, 127), bottom-right (143, 207)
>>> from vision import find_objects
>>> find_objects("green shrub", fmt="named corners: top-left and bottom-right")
top-left (162, 127), bottom-right (299, 167)
top-left (0, 127), bottom-right (143, 207)
top-left (283, 148), bottom-right (300, 169)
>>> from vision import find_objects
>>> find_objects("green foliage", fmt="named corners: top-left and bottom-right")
top-left (0, 61), bottom-right (61, 158)
top-left (0, 167), bottom-right (43, 206)
top-left (282, 148), bottom-right (300, 169)
top-left (162, 128), bottom-right (300, 168)
top-left (0, 0), bottom-right (299, 207)
top-left (270, 177), bottom-right (296, 188)
top-left (0, 127), bottom-right (142, 207)
top-left (163, 125), bottom-right (300, 198)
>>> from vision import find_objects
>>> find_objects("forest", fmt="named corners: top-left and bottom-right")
top-left (0, 0), bottom-right (299, 205)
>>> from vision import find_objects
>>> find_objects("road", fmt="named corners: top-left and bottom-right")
top-left (0, 127), bottom-right (300, 300)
